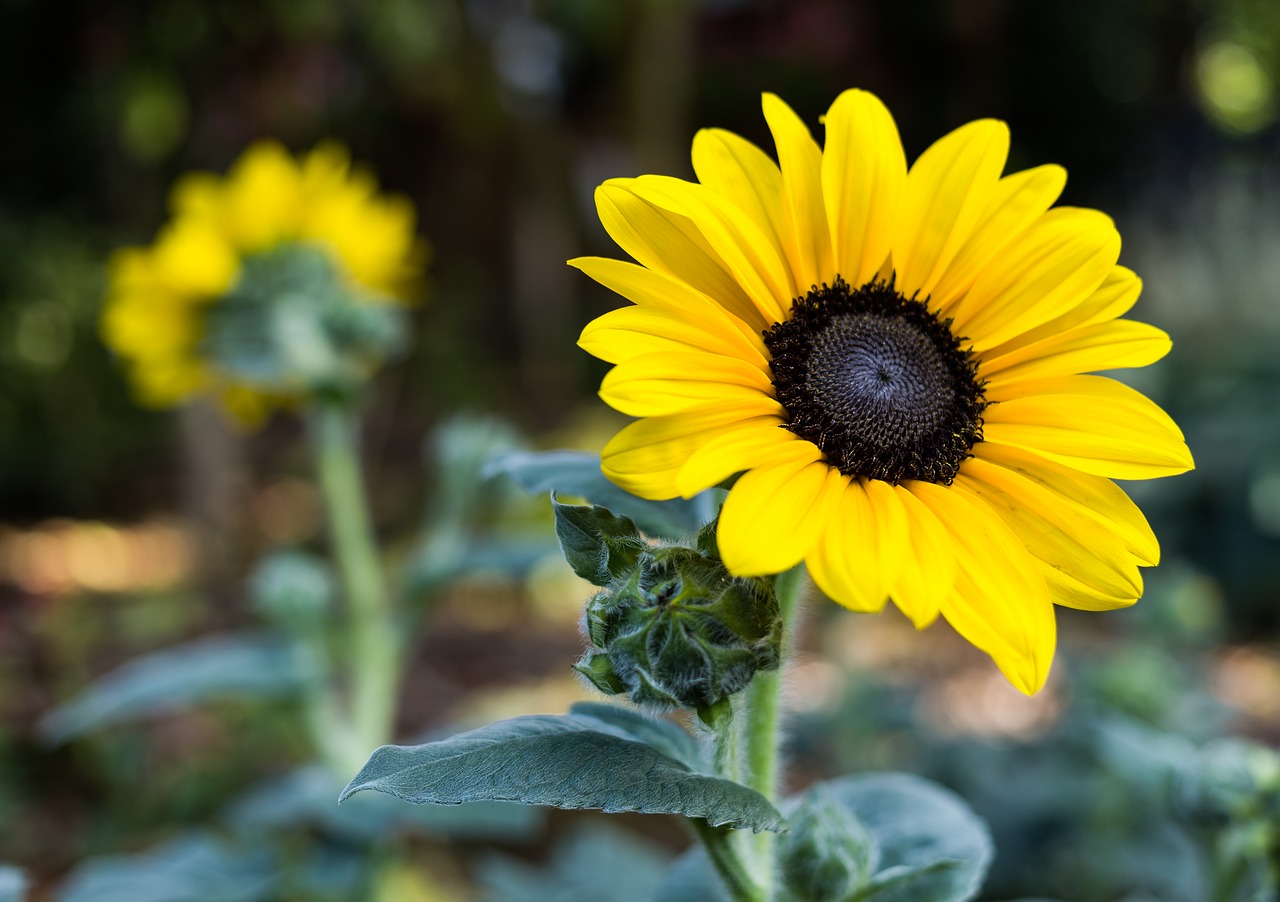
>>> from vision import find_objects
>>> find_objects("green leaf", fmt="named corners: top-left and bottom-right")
top-left (57, 832), bottom-right (277, 902)
top-left (340, 703), bottom-right (784, 832)
top-left (552, 497), bottom-right (645, 585)
top-left (226, 764), bottom-right (541, 843)
top-left (477, 823), bottom-right (671, 902)
top-left (822, 773), bottom-right (993, 902)
top-left (485, 449), bottom-right (715, 538)
top-left (39, 633), bottom-right (308, 744)
top-left (0, 867), bottom-right (27, 902)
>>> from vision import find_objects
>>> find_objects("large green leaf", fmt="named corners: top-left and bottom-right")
top-left (485, 449), bottom-right (715, 538)
top-left (340, 702), bottom-right (784, 831)
top-left (57, 833), bottom-right (277, 902)
top-left (824, 773), bottom-right (993, 902)
top-left (226, 764), bottom-right (541, 843)
top-left (40, 633), bottom-right (308, 743)
top-left (0, 867), bottom-right (27, 902)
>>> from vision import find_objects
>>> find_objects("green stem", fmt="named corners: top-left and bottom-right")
top-left (741, 565), bottom-right (806, 899)
top-left (690, 820), bottom-right (764, 902)
top-left (312, 398), bottom-right (399, 769)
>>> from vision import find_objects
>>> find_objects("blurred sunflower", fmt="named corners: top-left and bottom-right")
top-left (573, 89), bottom-right (1193, 694)
top-left (101, 140), bottom-right (426, 422)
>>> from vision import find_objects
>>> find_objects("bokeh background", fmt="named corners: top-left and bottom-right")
top-left (2, 0), bottom-right (1279, 899)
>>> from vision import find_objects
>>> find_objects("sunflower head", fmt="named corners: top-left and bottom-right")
top-left (573, 89), bottom-right (1194, 694)
top-left (101, 140), bottom-right (428, 423)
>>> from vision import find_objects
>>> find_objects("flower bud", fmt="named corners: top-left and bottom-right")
top-left (574, 542), bottom-right (781, 713)
top-left (779, 787), bottom-right (876, 902)
top-left (250, 550), bottom-right (334, 629)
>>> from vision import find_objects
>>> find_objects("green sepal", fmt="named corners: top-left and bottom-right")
top-left (552, 496), bottom-right (646, 586)
top-left (573, 650), bottom-right (628, 696)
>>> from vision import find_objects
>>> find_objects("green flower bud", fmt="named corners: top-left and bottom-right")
top-left (780, 787), bottom-right (877, 902)
top-left (250, 550), bottom-right (334, 629)
top-left (575, 543), bottom-right (781, 713)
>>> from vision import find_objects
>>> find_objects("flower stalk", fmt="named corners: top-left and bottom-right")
top-left (312, 396), bottom-right (400, 769)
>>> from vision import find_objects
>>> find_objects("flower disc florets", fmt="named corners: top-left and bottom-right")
top-left (764, 277), bottom-right (987, 485)
top-left (576, 544), bottom-right (782, 712)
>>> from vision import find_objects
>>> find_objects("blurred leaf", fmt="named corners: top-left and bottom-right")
top-left (227, 764), bottom-right (540, 843)
top-left (0, 866), bottom-right (27, 902)
top-left (655, 848), bottom-right (729, 902)
top-left (40, 632), bottom-right (308, 743)
top-left (340, 702), bottom-right (784, 831)
top-left (57, 832), bottom-right (277, 902)
top-left (552, 497), bottom-right (644, 585)
top-left (477, 822), bottom-right (671, 902)
top-left (1091, 715), bottom-right (1196, 802)
top-left (485, 449), bottom-right (715, 538)
top-left (821, 773), bottom-right (994, 902)
top-left (401, 536), bottom-right (555, 598)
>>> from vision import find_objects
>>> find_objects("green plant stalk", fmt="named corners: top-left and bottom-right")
top-left (740, 565), bottom-right (806, 898)
top-left (312, 397), bottom-right (399, 769)
top-left (690, 819), bottom-right (764, 902)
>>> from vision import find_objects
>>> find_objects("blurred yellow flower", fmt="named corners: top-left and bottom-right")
top-left (101, 140), bottom-right (427, 420)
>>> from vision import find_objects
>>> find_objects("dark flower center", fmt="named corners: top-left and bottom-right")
top-left (763, 277), bottom-right (987, 485)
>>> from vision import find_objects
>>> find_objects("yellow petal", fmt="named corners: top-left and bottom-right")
top-left (908, 481), bottom-right (1055, 695)
top-left (980, 265), bottom-right (1143, 359)
top-left (628, 174), bottom-right (793, 322)
top-left (570, 256), bottom-right (767, 353)
top-left (717, 445), bottom-right (838, 576)
top-left (691, 128), bottom-right (790, 284)
top-left (762, 93), bottom-right (833, 290)
top-left (931, 164), bottom-right (1067, 311)
top-left (151, 218), bottom-right (240, 298)
top-left (821, 89), bottom-right (906, 287)
top-left (602, 399), bottom-right (785, 500)
top-left (675, 418), bottom-right (799, 498)
top-left (579, 305), bottom-right (768, 367)
top-left (982, 374), bottom-right (1194, 480)
top-left (808, 478), bottom-right (911, 611)
top-left (599, 351), bottom-right (774, 417)
top-left (955, 462), bottom-right (1144, 610)
top-left (953, 208), bottom-right (1120, 352)
top-left (221, 140), bottom-right (303, 252)
top-left (169, 171), bottom-right (222, 220)
top-left (594, 182), bottom-right (767, 330)
top-left (980, 319), bottom-right (1171, 387)
top-left (894, 119), bottom-right (1010, 299)
top-left (973, 442), bottom-right (1159, 566)
top-left (888, 484), bottom-right (953, 628)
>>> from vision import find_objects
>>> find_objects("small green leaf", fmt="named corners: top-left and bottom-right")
top-left (820, 773), bottom-right (994, 902)
top-left (485, 449), bottom-right (714, 538)
top-left (39, 633), bottom-right (308, 744)
top-left (340, 704), bottom-right (784, 832)
top-left (552, 497), bottom-right (644, 585)
top-left (57, 832), bottom-right (277, 902)
top-left (0, 866), bottom-right (27, 902)
top-left (781, 785), bottom-right (877, 901)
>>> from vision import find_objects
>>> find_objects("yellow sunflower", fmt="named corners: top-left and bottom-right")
top-left (101, 140), bottom-right (426, 422)
top-left (573, 89), bottom-right (1194, 694)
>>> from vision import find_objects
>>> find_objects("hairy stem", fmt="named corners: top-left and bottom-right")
top-left (691, 819), bottom-right (765, 902)
top-left (312, 398), bottom-right (399, 770)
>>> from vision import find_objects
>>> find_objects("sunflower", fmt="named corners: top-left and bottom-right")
top-left (101, 140), bottom-right (426, 422)
top-left (573, 90), bottom-right (1193, 694)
